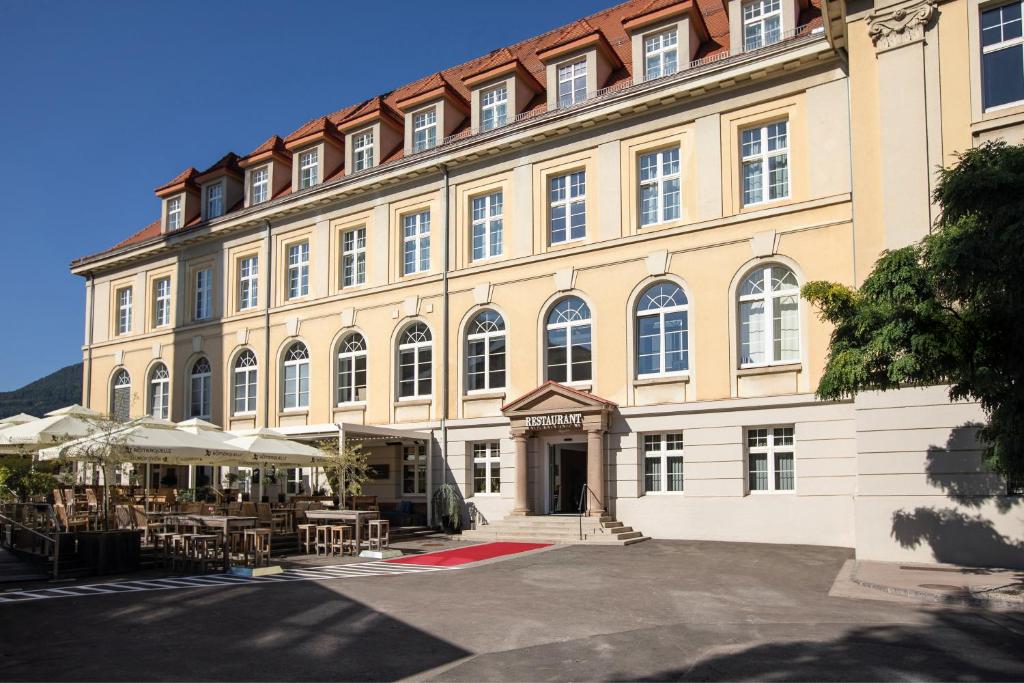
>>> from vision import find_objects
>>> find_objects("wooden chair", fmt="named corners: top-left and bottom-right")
top-left (328, 525), bottom-right (351, 556)
top-left (86, 488), bottom-right (99, 512)
top-left (227, 502), bottom-right (242, 516)
top-left (297, 524), bottom-right (317, 554)
top-left (256, 503), bottom-right (287, 534)
top-left (131, 505), bottom-right (164, 546)
top-left (54, 503), bottom-right (88, 532)
top-left (243, 528), bottom-right (271, 567)
top-left (189, 534), bottom-right (222, 573)
top-left (240, 502), bottom-right (257, 518)
top-left (114, 505), bottom-right (135, 530)
top-left (315, 525), bottom-right (330, 556)
top-left (367, 519), bottom-right (390, 552)
top-left (52, 489), bottom-right (64, 507)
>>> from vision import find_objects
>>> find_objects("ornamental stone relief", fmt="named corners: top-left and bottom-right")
top-left (867, 0), bottom-right (937, 50)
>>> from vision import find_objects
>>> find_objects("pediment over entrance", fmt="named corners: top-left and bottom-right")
top-left (502, 382), bottom-right (615, 435)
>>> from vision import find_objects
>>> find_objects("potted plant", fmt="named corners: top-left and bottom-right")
top-left (315, 440), bottom-right (371, 509)
top-left (431, 482), bottom-right (463, 533)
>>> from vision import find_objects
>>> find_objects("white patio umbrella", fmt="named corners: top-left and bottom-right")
top-left (223, 429), bottom-right (325, 502)
top-left (0, 405), bottom-right (102, 454)
top-left (0, 413), bottom-right (38, 426)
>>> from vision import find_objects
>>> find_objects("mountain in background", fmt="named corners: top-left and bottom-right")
top-left (0, 363), bottom-right (83, 419)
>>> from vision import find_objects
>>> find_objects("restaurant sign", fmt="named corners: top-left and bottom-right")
top-left (525, 412), bottom-right (584, 430)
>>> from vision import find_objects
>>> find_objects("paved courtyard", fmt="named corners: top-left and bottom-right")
top-left (1, 540), bottom-right (1022, 681)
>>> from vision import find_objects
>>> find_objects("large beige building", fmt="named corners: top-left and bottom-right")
top-left (72, 0), bottom-right (1024, 566)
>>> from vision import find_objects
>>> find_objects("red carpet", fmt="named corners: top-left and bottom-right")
top-left (386, 541), bottom-right (550, 567)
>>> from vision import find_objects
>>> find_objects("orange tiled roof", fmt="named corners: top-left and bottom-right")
top-left (197, 152), bottom-right (242, 180)
top-left (245, 135), bottom-right (288, 158)
top-left (154, 167), bottom-right (199, 194)
top-left (110, 219), bottom-right (161, 251)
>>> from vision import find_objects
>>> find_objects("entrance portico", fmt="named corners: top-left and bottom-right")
top-left (502, 382), bottom-right (616, 516)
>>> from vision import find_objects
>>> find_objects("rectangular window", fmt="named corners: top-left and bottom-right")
top-left (481, 85), bottom-right (508, 131)
top-left (471, 191), bottom-right (503, 261)
top-left (741, 121), bottom-right (789, 206)
top-left (557, 59), bottom-right (587, 107)
top-left (644, 29), bottom-right (679, 80)
top-left (287, 242), bottom-right (310, 299)
top-left (743, 0), bottom-right (783, 50)
top-left (206, 183), bottom-right (224, 219)
top-left (283, 359), bottom-right (309, 410)
top-left (194, 268), bottom-right (213, 321)
top-left (473, 442), bottom-right (501, 495)
top-left (299, 149), bottom-right (318, 188)
top-left (153, 277), bottom-right (171, 328)
top-left (353, 130), bottom-right (374, 171)
top-left (644, 433), bottom-right (684, 493)
top-left (747, 427), bottom-right (795, 492)
top-left (639, 147), bottom-right (681, 226)
top-left (982, 2), bottom-right (1024, 110)
top-left (286, 468), bottom-right (304, 495)
top-left (239, 255), bottom-right (259, 310)
top-left (166, 197), bottom-right (182, 230)
top-left (402, 444), bottom-right (427, 495)
top-left (403, 211), bottom-right (431, 275)
top-left (549, 171), bottom-right (586, 244)
top-left (413, 109), bottom-right (438, 151)
top-left (251, 166), bottom-right (269, 205)
top-left (342, 227), bottom-right (366, 287)
top-left (117, 287), bottom-right (132, 335)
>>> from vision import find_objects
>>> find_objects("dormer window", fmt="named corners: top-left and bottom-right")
top-left (557, 59), bottom-right (588, 107)
top-left (743, 0), bottom-right (783, 50)
top-left (644, 30), bottom-right (679, 80)
top-left (206, 183), bottom-right (224, 219)
top-left (352, 130), bottom-right (374, 172)
top-left (412, 109), bottom-right (437, 151)
top-left (481, 85), bottom-right (508, 131)
top-left (299, 149), bottom-right (319, 188)
top-left (166, 196), bottom-right (182, 230)
top-left (251, 166), bottom-right (269, 204)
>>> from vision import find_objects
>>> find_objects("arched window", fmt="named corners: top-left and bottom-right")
top-left (545, 297), bottom-right (592, 383)
top-left (233, 350), bottom-right (258, 415)
top-left (111, 369), bottom-right (131, 421)
top-left (466, 310), bottom-right (506, 392)
top-left (337, 333), bottom-right (367, 404)
top-left (738, 264), bottom-right (800, 366)
top-left (190, 357), bottom-right (212, 419)
top-left (149, 363), bottom-right (170, 420)
top-left (282, 342), bottom-right (310, 410)
top-left (636, 282), bottom-right (689, 377)
top-left (398, 323), bottom-right (432, 399)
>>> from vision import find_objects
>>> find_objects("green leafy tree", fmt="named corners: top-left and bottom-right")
top-left (0, 456), bottom-right (59, 502)
top-left (802, 142), bottom-right (1024, 482)
top-left (315, 440), bottom-right (371, 508)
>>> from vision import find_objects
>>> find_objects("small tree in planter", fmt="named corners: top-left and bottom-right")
top-left (56, 417), bottom-right (130, 531)
top-left (431, 482), bottom-right (463, 533)
top-left (315, 440), bottom-right (371, 509)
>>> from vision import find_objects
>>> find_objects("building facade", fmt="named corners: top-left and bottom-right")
top-left (72, 0), bottom-right (1024, 566)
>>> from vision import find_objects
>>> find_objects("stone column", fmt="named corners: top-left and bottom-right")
top-left (511, 432), bottom-right (531, 516)
top-left (586, 428), bottom-right (606, 516)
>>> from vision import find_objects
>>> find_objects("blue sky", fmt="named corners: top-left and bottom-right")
top-left (0, 0), bottom-right (611, 391)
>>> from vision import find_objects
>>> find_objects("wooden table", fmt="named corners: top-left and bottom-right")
top-left (304, 510), bottom-right (378, 552)
top-left (164, 515), bottom-right (258, 569)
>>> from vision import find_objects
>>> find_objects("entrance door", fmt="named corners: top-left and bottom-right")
top-left (550, 444), bottom-right (587, 514)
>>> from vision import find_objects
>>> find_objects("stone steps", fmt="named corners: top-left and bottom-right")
top-left (461, 514), bottom-right (649, 546)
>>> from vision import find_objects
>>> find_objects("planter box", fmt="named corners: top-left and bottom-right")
top-left (76, 530), bottom-right (142, 575)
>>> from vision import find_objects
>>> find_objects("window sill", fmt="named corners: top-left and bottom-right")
top-left (463, 390), bottom-right (506, 401)
top-left (643, 491), bottom-right (685, 496)
top-left (279, 408), bottom-right (309, 417)
top-left (395, 398), bottom-right (432, 406)
top-left (548, 236), bottom-right (587, 250)
top-left (736, 363), bottom-right (801, 377)
top-left (233, 411), bottom-right (257, 418)
top-left (634, 374), bottom-right (690, 387)
top-left (746, 490), bottom-right (796, 496)
top-left (560, 381), bottom-right (592, 392)
top-left (335, 402), bottom-right (367, 409)
top-left (739, 196), bottom-right (792, 213)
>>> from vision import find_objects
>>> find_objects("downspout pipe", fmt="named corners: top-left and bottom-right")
top-left (440, 164), bottom-right (451, 495)
top-left (84, 273), bottom-right (95, 411)
top-left (260, 220), bottom-right (273, 503)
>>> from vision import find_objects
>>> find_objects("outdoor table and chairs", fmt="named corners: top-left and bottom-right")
top-left (163, 514), bottom-right (258, 570)
top-left (304, 509), bottom-right (379, 554)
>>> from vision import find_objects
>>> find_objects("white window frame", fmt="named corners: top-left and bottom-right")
top-left (239, 255), bottom-right (259, 311)
top-left (402, 444), bottom-right (427, 495)
top-left (480, 85), bottom-right (508, 131)
top-left (233, 350), bottom-right (258, 416)
top-left (189, 357), bottom-right (212, 420)
top-left (636, 282), bottom-right (689, 378)
top-left (742, 0), bottom-right (783, 50)
top-left (111, 370), bottom-right (131, 421)
top-left (342, 227), bottom-right (366, 288)
top-left (282, 343), bottom-right (310, 411)
top-left (336, 333), bottom-right (368, 405)
top-left (981, 1), bottom-right (1024, 111)
top-left (644, 29), bottom-right (679, 80)
top-left (299, 148), bottom-right (319, 188)
top-left (738, 265), bottom-right (801, 368)
top-left (149, 364), bottom-right (170, 420)
top-left (746, 426), bottom-right (796, 493)
top-left (557, 59), bottom-right (588, 108)
top-left (166, 196), bottom-right (182, 230)
top-left (741, 121), bottom-right (790, 207)
top-left (194, 268), bottom-right (213, 321)
top-left (413, 108), bottom-right (438, 151)
top-left (287, 242), bottom-right (310, 299)
top-left (643, 433), bottom-right (685, 494)
top-left (352, 129), bottom-right (374, 172)
top-left (153, 277), bottom-right (171, 328)
top-left (471, 191), bottom-right (503, 261)
top-left (402, 211), bottom-right (431, 276)
top-left (465, 310), bottom-right (506, 393)
top-left (206, 182), bottom-right (224, 219)
top-left (639, 147), bottom-right (681, 226)
top-left (117, 287), bottom-right (132, 335)
top-left (472, 442), bottom-right (501, 495)
top-left (549, 171), bottom-right (587, 244)
top-left (397, 323), bottom-right (432, 400)
top-left (545, 297), bottom-right (592, 385)
top-left (251, 166), bottom-right (269, 205)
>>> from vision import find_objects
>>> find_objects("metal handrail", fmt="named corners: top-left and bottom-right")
top-left (576, 483), bottom-right (605, 541)
top-left (0, 509), bottom-right (60, 579)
